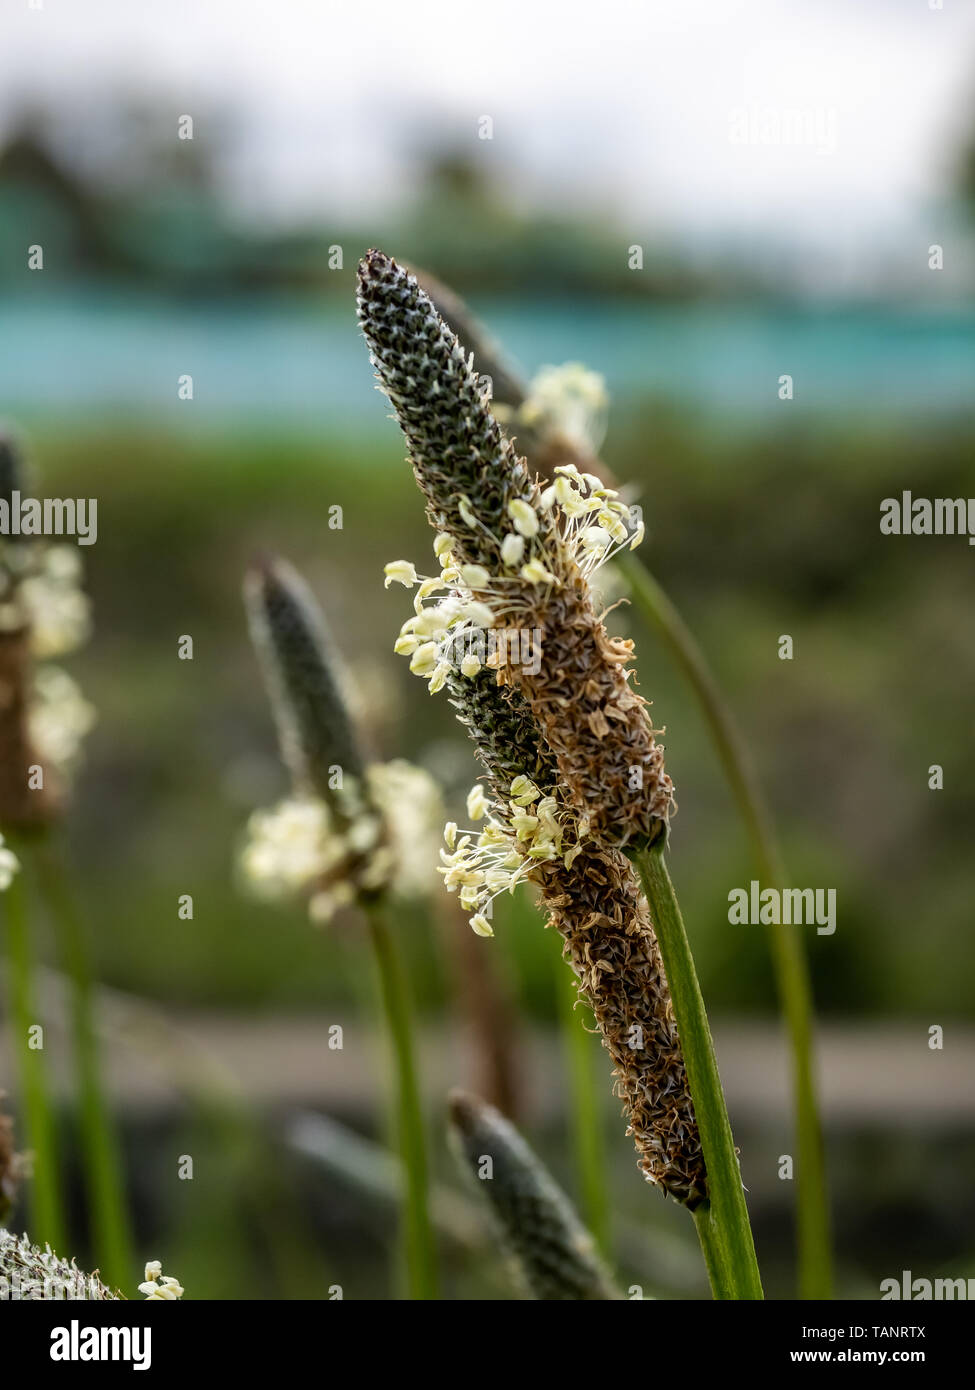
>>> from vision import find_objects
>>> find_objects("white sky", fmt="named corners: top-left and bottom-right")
top-left (2, 0), bottom-right (974, 263)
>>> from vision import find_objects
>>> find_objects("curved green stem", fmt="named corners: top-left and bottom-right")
top-left (618, 551), bottom-right (831, 1300)
top-left (3, 840), bottom-right (67, 1251)
top-left (556, 956), bottom-right (611, 1257)
top-left (364, 900), bottom-right (438, 1300)
top-left (29, 836), bottom-right (134, 1292)
top-left (631, 843), bottom-right (763, 1300)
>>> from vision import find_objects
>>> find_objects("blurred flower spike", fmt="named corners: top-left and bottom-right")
top-left (241, 555), bottom-right (441, 922)
top-left (0, 432), bottom-right (95, 828)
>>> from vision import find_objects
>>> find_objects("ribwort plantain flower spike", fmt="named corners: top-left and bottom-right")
top-left (242, 555), bottom-right (440, 923)
top-left (357, 249), bottom-right (672, 852)
top-left (447, 1090), bottom-right (621, 1300)
top-left (244, 554), bottom-right (367, 805)
top-left (364, 261), bottom-right (765, 1292)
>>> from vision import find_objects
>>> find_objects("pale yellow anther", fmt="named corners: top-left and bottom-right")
top-left (500, 533), bottom-right (525, 568)
top-left (508, 498), bottom-right (539, 538)
top-left (384, 560), bottom-right (418, 589)
top-left (520, 559), bottom-right (557, 586)
top-left (409, 642), bottom-right (439, 676)
top-left (467, 784), bottom-right (490, 820)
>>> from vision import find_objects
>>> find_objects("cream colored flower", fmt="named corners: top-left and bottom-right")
top-left (22, 545), bottom-right (93, 659)
top-left (28, 665), bottom-right (96, 773)
top-left (0, 836), bottom-right (19, 892)
top-left (383, 560), bottom-right (419, 589)
top-left (507, 498), bottom-right (539, 539)
top-left (139, 1262), bottom-right (184, 1299)
top-left (241, 797), bottom-right (336, 900)
top-left (466, 784), bottom-right (490, 821)
top-left (519, 362), bottom-right (610, 453)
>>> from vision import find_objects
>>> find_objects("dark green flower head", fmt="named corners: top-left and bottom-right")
top-left (244, 555), bottom-right (366, 809)
top-left (356, 249), bottom-right (544, 571)
top-left (448, 1090), bottom-right (620, 1300)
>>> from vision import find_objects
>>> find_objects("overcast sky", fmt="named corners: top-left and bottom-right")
top-left (3, 0), bottom-right (975, 266)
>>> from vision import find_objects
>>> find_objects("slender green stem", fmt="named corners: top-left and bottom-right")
top-left (618, 550), bottom-right (832, 1299)
top-left (29, 836), bottom-right (133, 1292)
top-left (556, 956), bottom-right (611, 1257)
top-left (631, 842), bottom-right (763, 1300)
top-left (2, 839), bottom-right (67, 1251)
top-left (692, 1201), bottom-right (735, 1299)
top-left (364, 899), bottom-right (438, 1300)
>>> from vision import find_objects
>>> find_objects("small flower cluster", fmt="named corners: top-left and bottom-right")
top-left (438, 774), bottom-right (585, 936)
top-left (243, 555), bottom-right (443, 924)
top-left (0, 1229), bottom-right (118, 1300)
top-left (386, 463), bottom-right (642, 696)
top-left (513, 362), bottom-right (610, 455)
top-left (0, 542), bottom-right (92, 655)
top-left (29, 664), bottom-right (97, 774)
top-left (0, 537), bottom-right (95, 797)
top-left (0, 436), bottom-right (95, 826)
top-left (241, 761), bottom-right (441, 924)
top-left (0, 834), bottom-right (19, 891)
top-left (139, 1261), bottom-right (184, 1300)
top-left (0, 543), bottom-right (93, 659)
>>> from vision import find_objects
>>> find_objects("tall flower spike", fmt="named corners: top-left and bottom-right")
top-left (448, 1091), bottom-right (620, 1300)
top-left (358, 250), bottom-right (673, 851)
top-left (447, 665), bottom-right (705, 1206)
top-left (406, 264), bottom-right (526, 414)
top-left (0, 432), bottom-right (86, 828)
top-left (244, 555), bottom-right (367, 806)
top-left (357, 248), bottom-right (539, 572)
top-left (242, 555), bottom-right (441, 922)
top-left (410, 267), bottom-right (613, 483)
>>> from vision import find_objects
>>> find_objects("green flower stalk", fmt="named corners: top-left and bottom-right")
top-left (447, 1090), bottom-right (620, 1300)
top-left (242, 554), bottom-right (439, 1299)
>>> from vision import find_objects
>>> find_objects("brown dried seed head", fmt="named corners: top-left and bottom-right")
top-left (536, 847), bottom-right (706, 1208)
top-left (510, 567), bottom-right (674, 851)
top-left (447, 664), bottom-right (703, 1205)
